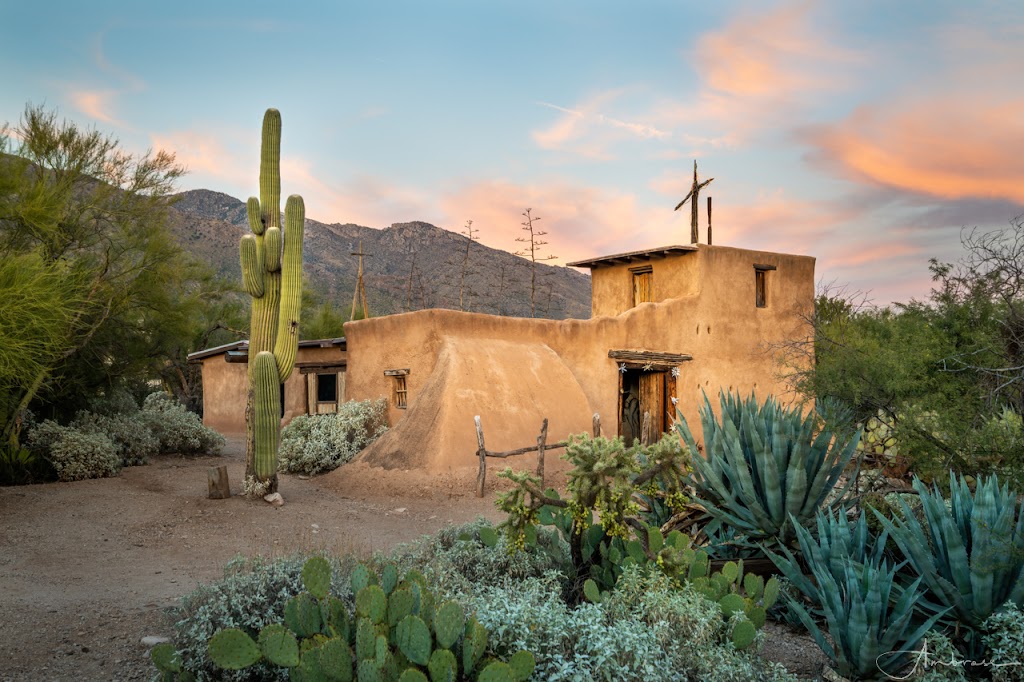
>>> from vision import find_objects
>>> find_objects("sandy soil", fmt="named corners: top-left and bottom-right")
top-left (0, 436), bottom-right (825, 681)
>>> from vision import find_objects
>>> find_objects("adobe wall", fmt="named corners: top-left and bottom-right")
top-left (590, 250), bottom-right (700, 317)
top-left (342, 244), bottom-right (814, 471)
top-left (200, 345), bottom-right (346, 434)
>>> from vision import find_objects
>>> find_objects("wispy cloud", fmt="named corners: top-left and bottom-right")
top-left (532, 91), bottom-right (670, 160)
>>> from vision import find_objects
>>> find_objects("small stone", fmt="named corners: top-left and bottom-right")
top-left (393, 507), bottom-right (407, 514)
top-left (298, 475), bottom-right (310, 480)
top-left (310, 523), bottom-right (319, 530)
top-left (141, 636), bottom-right (171, 648)
top-left (264, 492), bottom-right (285, 507)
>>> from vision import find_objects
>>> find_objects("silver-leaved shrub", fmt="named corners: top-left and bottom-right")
top-left (278, 398), bottom-right (387, 475)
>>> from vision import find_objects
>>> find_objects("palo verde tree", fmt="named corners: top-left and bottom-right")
top-left (240, 109), bottom-right (305, 496)
top-left (514, 208), bottom-right (557, 318)
top-left (0, 104), bottom-right (201, 444)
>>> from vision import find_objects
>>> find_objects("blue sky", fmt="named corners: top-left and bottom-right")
top-left (3, 1), bottom-right (1023, 305)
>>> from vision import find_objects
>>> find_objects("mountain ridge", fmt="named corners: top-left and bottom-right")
top-left (168, 189), bottom-right (592, 320)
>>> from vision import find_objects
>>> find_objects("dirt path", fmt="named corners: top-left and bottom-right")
top-left (0, 438), bottom-right (501, 681)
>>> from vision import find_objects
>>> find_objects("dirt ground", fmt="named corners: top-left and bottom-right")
top-left (0, 437), bottom-right (825, 682)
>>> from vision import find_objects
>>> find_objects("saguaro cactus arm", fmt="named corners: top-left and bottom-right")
top-left (273, 194), bottom-right (305, 382)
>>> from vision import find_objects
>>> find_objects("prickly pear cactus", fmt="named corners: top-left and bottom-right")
top-left (199, 559), bottom-right (535, 682)
top-left (242, 108), bottom-right (305, 496)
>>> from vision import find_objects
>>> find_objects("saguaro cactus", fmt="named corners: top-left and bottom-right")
top-left (242, 108), bottom-right (305, 495)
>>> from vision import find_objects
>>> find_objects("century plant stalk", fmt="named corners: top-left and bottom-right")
top-left (241, 109), bottom-right (305, 495)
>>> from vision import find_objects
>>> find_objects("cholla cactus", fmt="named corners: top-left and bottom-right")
top-left (241, 109), bottom-right (305, 495)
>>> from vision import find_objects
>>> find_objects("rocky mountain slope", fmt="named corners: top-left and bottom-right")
top-left (168, 189), bottom-right (592, 320)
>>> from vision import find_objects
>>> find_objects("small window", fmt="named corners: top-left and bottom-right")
top-left (316, 373), bottom-right (337, 403)
top-left (279, 382), bottom-right (286, 418)
top-left (754, 264), bottom-right (776, 309)
top-left (384, 369), bottom-right (410, 409)
top-left (631, 265), bottom-right (653, 307)
top-left (394, 376), bottom-right (407, 409)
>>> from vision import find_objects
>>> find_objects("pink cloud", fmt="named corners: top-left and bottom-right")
top-left (803, 97), bottom-right (1024, 205)
top-left (69, 90), bottom-right (120, 125)
top-left (439, 179), bottom-right (684, 264)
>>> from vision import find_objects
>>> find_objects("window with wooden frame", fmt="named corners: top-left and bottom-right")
top-left (384, 369), bottom-right (410, 409)
top-left (754, 264), bottom-right (776, 308)
top-left (631, 264), bottom-right (653, 307)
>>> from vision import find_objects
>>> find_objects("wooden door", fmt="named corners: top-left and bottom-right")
top-left (639, 372), bottom-right (665, 444)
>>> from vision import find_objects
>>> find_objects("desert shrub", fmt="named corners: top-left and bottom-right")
top-left (141, 392), bottom-right (224, 455)
top-left (468, 568), bottom-right (795, 682)
top-left (39, 426), bottom-right (121, 481)
top-left (168, 554), bottom-right (355, 682)
top-left (388, 518), bottom-right (571, 599)
top-left (278, 397), bottom-right (387, 475)
top-left (68, 411), bottom-right (159, 466)
top-left (984, 604), bottom-right (1024, 681)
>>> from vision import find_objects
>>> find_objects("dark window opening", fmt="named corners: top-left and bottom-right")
top-left (279, 383), bottom-right (286, 418)
top-left (316, 373), bottom-right (337, 403)
top-left (755, 269), bottom-right (766, 308)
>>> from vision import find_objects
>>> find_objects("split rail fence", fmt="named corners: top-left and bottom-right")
top-left (474, 413), bottom-right (602, 497)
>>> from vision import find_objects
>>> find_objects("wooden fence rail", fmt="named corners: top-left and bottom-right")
top-left (474, 413), bottom-right (601, 497)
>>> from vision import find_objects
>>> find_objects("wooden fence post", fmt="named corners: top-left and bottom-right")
top-left (536, 418), bottom-right (548, 485)
top-left (592, 413), bottom-right (601, 438)
top-left (207, 465), bottom-right (231, 499)
top-left (475, 415), bottom-right (487, 498)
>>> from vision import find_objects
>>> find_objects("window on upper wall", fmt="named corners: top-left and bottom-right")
top-left (631, 265), bottom-right (653, 307)
top-left (384, 369), bottom-right (410, 409)
top-left (754, 264), bottom-right (776, 308)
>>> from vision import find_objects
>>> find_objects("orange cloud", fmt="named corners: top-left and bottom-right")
top-left (694, 1), bottom-right (852, 99)
top-left (69, 90), bottom-right (120, 125)
top-left (804, 97), bottom-right (1024, 205)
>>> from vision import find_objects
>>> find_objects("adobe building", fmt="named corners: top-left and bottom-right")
top-left (188, 338), bottom-right (347, 434)
top-left (342, 242), bottom-right (814, 473)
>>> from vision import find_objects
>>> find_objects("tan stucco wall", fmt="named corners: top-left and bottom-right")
top-left (199, 345), bottom-right (347, 434)
top-left (343, 244), bottom-right (814, 472)
top-left (590, 251), bottom-right (700, 317)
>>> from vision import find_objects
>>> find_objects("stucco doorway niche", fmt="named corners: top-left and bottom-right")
top-left (610, 350), bottom-right (691, 446)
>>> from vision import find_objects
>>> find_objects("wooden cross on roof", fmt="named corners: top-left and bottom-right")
top-left (349, 240), bottom-right (373, 321)
top-left (673, 160), bottom-right (713, 244)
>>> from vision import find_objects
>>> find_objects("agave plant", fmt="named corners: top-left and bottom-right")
top-left (676, 391), bottom-right (860, 547)
top-left (779, 513), bottom-right (949, 680)
top-left (876, 472), bottom-right (1024, 656)
top-left (768, 509), bottom-right (889, 611)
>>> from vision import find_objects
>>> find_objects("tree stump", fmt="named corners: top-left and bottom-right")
top-left (208, 465), bottom-right (231, 499)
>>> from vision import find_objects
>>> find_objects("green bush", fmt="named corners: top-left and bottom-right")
top-left (141, 392), bottom-right (224, 456)
top-left (983, 604), bottom-right (1024, 681)
top-left (71, 411), bottom-right (159, 465)
top-left (278, 398), bottom-right (387, 475)
top-left (468, 569), bottom-right (795, 682)
top-left (43, 428), bottom-right (121, 481)
top-left (168, 555), bottom-right (355, 681)
top-left (388, 519), bottom-right (571, 600)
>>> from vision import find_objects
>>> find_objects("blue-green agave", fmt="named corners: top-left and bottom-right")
top-left (777, 511), bottom-right (949, 679)
top-left (876, 472), bottom-right (1024, 653)
top-left (676, 391), bottom-right (860, 546)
